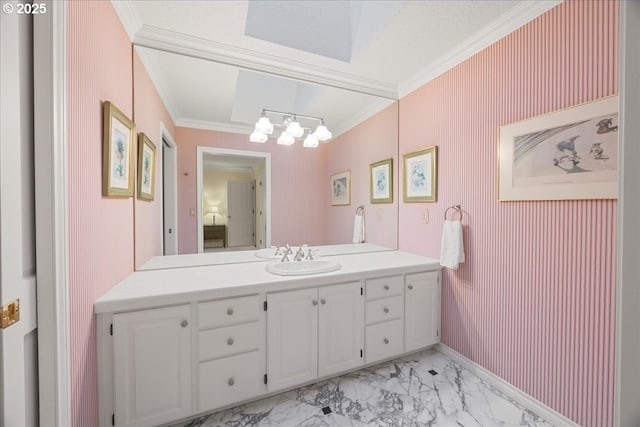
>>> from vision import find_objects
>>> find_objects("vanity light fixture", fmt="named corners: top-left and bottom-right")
top-left (250, 109), bottom-right (332, 147)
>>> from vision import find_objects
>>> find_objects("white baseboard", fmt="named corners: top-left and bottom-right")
top-left (437, 344), bottom-right (579, 427)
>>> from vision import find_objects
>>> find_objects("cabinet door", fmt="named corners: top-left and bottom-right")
top-left (113, 305), bottom-right (191, 427)
top-left (318, 282), bottom-right (364, 377)
top-left (267, 288), bottom-right (318, 392)
top-left (405, 272), bottom-right (441, 352)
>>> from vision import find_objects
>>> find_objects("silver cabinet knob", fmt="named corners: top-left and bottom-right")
top-left (383, 338), bottom-right (389, 344)
top-left (384, 284), bottom-right (390, 290)
top-left (228, 378), bottom-right (235, 386)
top-left (408, 284), bottom-right (414, 290)
top-left (227, 337), bottom-right (234, 346)
top-left (180, 320), bottom-right (188, 328)
top-left (383, 307), bottom-right (389, 313)
top-left (312, 299), bottom-right (318, 306)
top-left (227, 307), bottom-right (234, 316)
top-left (320, 298), bottom-right (326, 305)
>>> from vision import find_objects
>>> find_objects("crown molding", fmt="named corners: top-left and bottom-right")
top-left (110, 0), bottom-right (142, 42)
top-left (133, 25), bottom-right (398, 100)
top-left (330, 97), bottom-right (396, 140)
top-left (175, 118), bottom-right (253, 135)
top-left (398, 0), bottom-right (563, 98)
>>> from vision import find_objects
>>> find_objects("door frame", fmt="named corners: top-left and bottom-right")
top-left (196, 147), bottom-right (271, 253)
top-left (160, 122), bottom-right (178, 255)
top-left (32, 1), bottom-right (71, 425)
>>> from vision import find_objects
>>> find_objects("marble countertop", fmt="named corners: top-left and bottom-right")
top-left (137, 243), bottom-right (394, 271)
top-left (95, 250), bottom-right (439, 314)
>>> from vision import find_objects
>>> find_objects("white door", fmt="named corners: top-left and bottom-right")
top-left (318, 282), bottom-right (364, 377)
top-left (405, 272), bottom-right (441, 352)
top-left (0, 11), bottom-right (39, 427)
top-left (267, 288), bottom-right (318, 392)
top-left (227, 180), bottom-right (255, 247)
top-left (113, 305), bottom-right (192, 427)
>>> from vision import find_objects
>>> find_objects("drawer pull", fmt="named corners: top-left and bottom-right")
top-left (383, 307), bottom-right (389, 314)
top-left (384, 284), bottom-right (390, 290)
top-left (320, 298), bottom-right (326, 305)
top-left (180, 320), bottom-right (188, 328)
top-left (383, 338), bottom-right (389, 345)
top-left (227, 308), bottom-right (234, 316)
top-left (312, 299), bottom-right (318, 306)
top-left (227, 337), bottom-right (234, 346)
top-left (408, 284), bottom-right (414, 290)
top-left (228, 377), bottom-right (235, 386)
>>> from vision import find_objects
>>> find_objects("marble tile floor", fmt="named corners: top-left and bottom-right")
top-left (174, 348), bottom-right (553, 427)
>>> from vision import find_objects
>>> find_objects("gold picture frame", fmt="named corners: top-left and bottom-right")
top-left (137, 133), bottom-right (156, 201)
top-left (370, 158), bottom-right (393, 203)
top-left (403, 146), bottom-right (437, 202)
top-left (102, 101), bottom-right (135, 197)
top-left (330, 170), bottom-right (351, 206)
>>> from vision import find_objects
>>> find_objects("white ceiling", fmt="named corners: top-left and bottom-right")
top-left (114, 0), bottom-right (561, 138)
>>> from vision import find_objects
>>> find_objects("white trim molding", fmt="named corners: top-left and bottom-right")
top-left (398, 0), bottom-right (562, 97)
top-left (33, 1), bottom-right (71, 425)
top-left (110, 0), bottom-right (142, 42)
top-left (437, 344), bottom-right (579, 427)
top-left (175, 118), bottom-right (253, 136)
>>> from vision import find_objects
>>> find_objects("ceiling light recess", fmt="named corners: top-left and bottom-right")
top-left (250, 109), bottom-right (332, 147)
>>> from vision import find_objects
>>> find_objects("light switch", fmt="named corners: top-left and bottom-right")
top-left (421, 209), bottom-right (430, 224)
top-left (189, 208), bottom-right (195, 217)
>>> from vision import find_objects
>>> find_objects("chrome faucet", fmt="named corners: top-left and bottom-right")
top-left (280, 251), bottom-right (290, 262)
top-left (285, 244), bottom-right (293, 255)
top-left (294, 247), bottom-right (305, 261)
top-left (305, 249), bottom-right (318, 260)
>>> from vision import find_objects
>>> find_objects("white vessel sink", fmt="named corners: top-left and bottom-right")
top-left (265, 259), bottom-right (341, 276)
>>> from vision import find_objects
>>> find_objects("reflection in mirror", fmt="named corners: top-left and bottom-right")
top-left (133, 46), bottom-right (399, 269)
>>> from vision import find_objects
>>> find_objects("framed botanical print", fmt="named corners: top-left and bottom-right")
top-left (102, 101), bottom-right (135, 197)
top-left (370, 158), bottom-right (393, 203)
top-left (330, 170), bottom-right (351, 206)
top-left (403, 146), bottom-right (437, 202)
top-left (137, 133), bottom-right (156, 201)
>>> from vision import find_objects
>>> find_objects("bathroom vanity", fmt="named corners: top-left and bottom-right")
top-left (95, 249), bottom-right (441, 427)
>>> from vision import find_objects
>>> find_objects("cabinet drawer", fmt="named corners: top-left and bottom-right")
top-left (365, 296), bottom-right (403, 325)
top-left (198, 351), bottom-right (263, 412)
top-left (365, 276), bottom-right (402, 300)
top-left (365, 319), bottom-right (403, 364)
top-left (198, 322), bottom-right (261, 362)
top-left (198, 295), bottom-right (260, 329)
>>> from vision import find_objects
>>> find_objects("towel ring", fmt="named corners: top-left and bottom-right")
top-left (444, 204), bottom-right (462, 220)
top-left (356, 205), bottom-right (364, 215)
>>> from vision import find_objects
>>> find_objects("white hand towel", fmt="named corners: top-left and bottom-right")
top-left (352, 214), bottom-right (365, 244)
top-left (440, 220), bottom-right (465, 270)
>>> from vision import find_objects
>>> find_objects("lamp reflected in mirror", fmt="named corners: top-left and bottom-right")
top-left (207, 206), bottom-right (220, 225)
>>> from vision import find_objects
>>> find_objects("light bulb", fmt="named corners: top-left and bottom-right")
top-left (250, 130), bottom-right (268, 143)
top-left (255, 116), bottom-right (274, 135)
top-left (303, 133), bottom-right (319, 148)
top-left (312, 123), bottom-right (332, 141)
top-left (277, 131), bottom-right (295, 145)
top-left (285, 119), bottom-right (304, 138)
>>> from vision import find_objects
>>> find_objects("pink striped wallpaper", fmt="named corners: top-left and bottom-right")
top-left (133, 52), bottom-right (176, 268)
top-left (67, 2), bottom-right (134, 426)
top-left (174, 127), bottom-right (330, 253)
top-left (326, 103), bottom-right (399, 248)
top-left (398, 1), bottom-right (618, 426)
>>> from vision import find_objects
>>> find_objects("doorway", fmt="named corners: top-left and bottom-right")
top-left (196, 147), bottom-right (271, 254)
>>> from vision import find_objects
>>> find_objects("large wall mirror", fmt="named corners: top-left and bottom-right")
top-left (132, 46), bottom-right (399, 269)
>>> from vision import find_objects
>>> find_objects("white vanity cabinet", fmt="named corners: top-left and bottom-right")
top-left (112, 305), bottom-right (192, 427)
top-left (266, 282), bottom-right (363, 392)
top-left (364, 275), bottom-right (404, 363)
top-left (405, 271), bottom-right (441, 352)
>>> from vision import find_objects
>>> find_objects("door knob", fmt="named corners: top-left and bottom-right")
top-left (312, 300), bottom-right (318, 306)
top-left (227, 338), bottom-right (234, 346)
top-left (383, 307), bottom-right (389, 313)
top-left (180, 320), bottom-right (188, 328)
top-left (320, 298), bottom-right (326, 305)
top-left (228, 378), bottom-right (235, 386)
top-left (383, 338), bottom-right (389, 344)
top-left (408, 284), bottom-right (414, 290)
top-left (384, 284), bottom-right (390, 290)
top-left (227, 308), bottom-right (234, 316)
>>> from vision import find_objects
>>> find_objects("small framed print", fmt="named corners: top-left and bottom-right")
top-left (330, 170), bottom-right (351, 206)
top-left (403, 146), bottom-right (437, 202)
top-left (102, 101), bottom-right (135, 197)
top-left (370, 158), bottom-right (393, 203)
top-left (137, 133), bottom-right (156, 201)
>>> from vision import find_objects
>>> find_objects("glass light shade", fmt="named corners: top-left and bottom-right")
top-left (285, 120), bottom-right (304, 138)
top-left (303, 133), bottom-right (319, 148)
top-left (255, 116), bottom-right (274, 135)
top-left (250, 130), bottom-right (268, 143)
top-left (312, 124), bottom-right (332, 141)
top-left (277, 131), bottom-right (295, 145)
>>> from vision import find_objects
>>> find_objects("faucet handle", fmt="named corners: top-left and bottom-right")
top-left (305, 249), bottom-right (318, 260)
top-left (274, 246), bottom-right (283, 256)
top-left (280, 252), bottom-right (290, 262)
top-left (294, 247), bottom-right (305, 261)
top-left (285, 244), bottom-right (293, 255)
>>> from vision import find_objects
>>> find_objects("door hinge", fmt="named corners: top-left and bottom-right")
top-left (1, 299), bottom-right (20, 329)
top-left (110, 323), bottom-right (113, 336)
top-left (436, 329), bottom-right (439, 337)
top-left (263, 301), bottom-right (267, 311)
top-left (112, 413), bottom-right (115, 426)
top-left (360, 349), bottom-right (363, 358)
top-left (360, 287), bottom-right (363, 296)
top-left (264, 374), bottom-right (268, 384)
